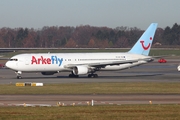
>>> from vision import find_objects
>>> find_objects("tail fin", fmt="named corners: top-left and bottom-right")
top-left (128, 23), bottom-right (158, 56)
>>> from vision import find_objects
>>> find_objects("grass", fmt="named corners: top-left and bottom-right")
top-left (0, 82), bottom-right (180, 94)
top-left (0, 82), bottom-right (179, 120)
top-left (0, 105), bottom-right (180, 120)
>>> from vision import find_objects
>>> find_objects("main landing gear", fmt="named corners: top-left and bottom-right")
top-left (15, 71), bottom-right (22, 79)
top-left (68, 72), bottom-right (98, 78)
top-left (88, 74), bottom-right (98, 78)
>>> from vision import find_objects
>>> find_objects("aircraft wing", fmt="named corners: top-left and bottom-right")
top-left (150, 54), bottom-right (175, 59)
top-left (64, 58), bottom-right (153, 68)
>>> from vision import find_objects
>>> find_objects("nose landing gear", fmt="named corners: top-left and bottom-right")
top-left (15, 71), bottom-right (22, 79)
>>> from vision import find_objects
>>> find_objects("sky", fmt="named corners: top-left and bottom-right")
top-left (0, 0), bottom-right (179, 30)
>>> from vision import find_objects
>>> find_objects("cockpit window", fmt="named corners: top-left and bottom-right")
top-left (9, 58), bottom-right (18, 61)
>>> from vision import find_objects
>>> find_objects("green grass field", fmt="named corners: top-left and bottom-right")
top-left (0, 105), bottom-right (180, 120)
top-left (0, 82), bottom-right (180, 94)
top-left (0, 82), bottom-right (179, 119)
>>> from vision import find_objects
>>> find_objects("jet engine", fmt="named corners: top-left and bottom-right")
top-left (178, 65), bottom-right (180, 71)
top-left (41, 72), bottom-right (57, 75)
top-left (73, 66), bottom-right (89, 75)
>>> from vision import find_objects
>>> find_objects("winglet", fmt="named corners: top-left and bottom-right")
top-left (128, 23), bottom-right (158, 56)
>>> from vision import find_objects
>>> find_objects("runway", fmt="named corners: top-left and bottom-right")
top-left (0, 59), bottom-right (180, 106)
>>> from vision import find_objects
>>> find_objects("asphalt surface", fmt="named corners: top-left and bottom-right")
top-left (0, 60), bottom-right (180, 106)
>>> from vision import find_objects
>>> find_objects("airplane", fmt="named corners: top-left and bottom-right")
top-left (5, 23), bottom-right (158, 79)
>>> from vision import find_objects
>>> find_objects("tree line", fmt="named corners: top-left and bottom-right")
top-left (0, 23), bottom-right (180, 48)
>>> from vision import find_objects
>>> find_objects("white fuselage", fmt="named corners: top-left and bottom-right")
top-left (5, 52), bottom-right (150, 72)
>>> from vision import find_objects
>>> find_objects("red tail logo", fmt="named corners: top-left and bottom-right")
top-left (140, 37), bottom-right (152, 50)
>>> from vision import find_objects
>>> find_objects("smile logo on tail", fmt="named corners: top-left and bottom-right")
top-left (140, 37), bottom-right (152, 50)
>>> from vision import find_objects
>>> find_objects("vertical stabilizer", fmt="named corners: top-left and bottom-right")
top-left (128, 23), bottom-right (158, 56)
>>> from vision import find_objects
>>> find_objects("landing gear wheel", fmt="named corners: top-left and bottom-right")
top-left (94, 74), bottom-right (98, 78)
top-left (15, 71), bottom-right (22, 79)
top-left (17, 76), bottom-right (22, 79)
top-left (75, 75), bottom-right (79, 78)
top-left (88, 74), bottom-right (98, 78)
top-left (69, 74), bottom-right (72, 77)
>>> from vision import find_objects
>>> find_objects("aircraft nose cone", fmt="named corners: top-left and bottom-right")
top-left (5, 61), bottom-right (10, 68)
top-left (5, 61), bottom-right (18, 70)
top-left (5, 61), bottom-right (14, 69)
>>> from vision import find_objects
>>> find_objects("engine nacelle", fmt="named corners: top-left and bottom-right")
top-left (41, 72), bottom-right (56, 75)
top-left (178, 65), bottom-right (180, 71)
top-left (73, 66), bottom-right (89, 75)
